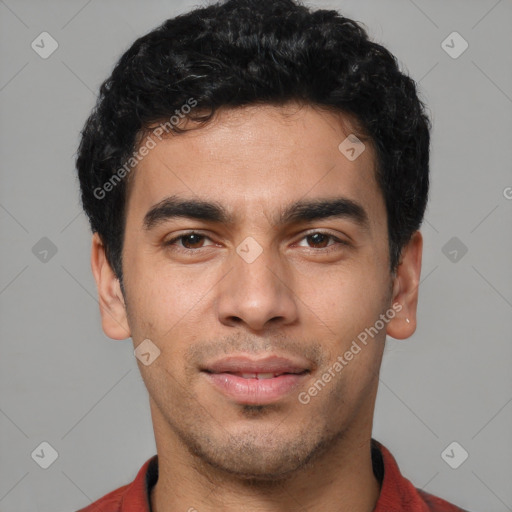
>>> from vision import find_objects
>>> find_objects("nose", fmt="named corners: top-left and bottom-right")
top-left (215, 242), bottom-right (299, 332)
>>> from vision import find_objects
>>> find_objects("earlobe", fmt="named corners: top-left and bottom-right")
top-left (90, 233), bottom-right (131, 340)
top-left (386, 231), bottom-right (423, 340)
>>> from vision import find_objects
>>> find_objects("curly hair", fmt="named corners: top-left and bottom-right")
top-left (76, 0), bottom-right (430, 287)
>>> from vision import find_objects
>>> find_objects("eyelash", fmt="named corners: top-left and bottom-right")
top-left (163, 231), bottom-right (350, 254)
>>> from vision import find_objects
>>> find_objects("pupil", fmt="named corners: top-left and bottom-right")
top-left (309, 233), bottom-right (327, 247)
top-left (184, 234), bottom-right (202, 248)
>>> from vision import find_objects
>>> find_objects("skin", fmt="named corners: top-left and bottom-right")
top-left (91, 102), bottom-right (422, 512)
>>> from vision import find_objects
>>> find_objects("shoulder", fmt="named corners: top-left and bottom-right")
top-left (372, 439), bottom-right (474, 512)
top-left (417, 488), bottom-right (473, 512)
top-left (74, 484), bottom-right (128, 511)
top-left (74, 454), bottom-right (157, 512)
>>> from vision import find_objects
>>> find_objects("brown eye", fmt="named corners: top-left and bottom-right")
top-left (305, 233), bottom-right (332, 249)
top-left (164, 232), bottom-right (214, 251)
top-left (178, 234), bottom-right (206, 249)
top-left (297, 231), bottom-right (344, 249)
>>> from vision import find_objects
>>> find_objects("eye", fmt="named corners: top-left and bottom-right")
top-left (163, 232), bottom-right (215, 251)
top-left (296, 231), bottom-right (349, 251)
top-left (163, 230), bottom-right (350, 255)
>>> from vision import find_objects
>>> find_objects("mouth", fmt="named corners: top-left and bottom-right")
top-left (200, 355), bottom-right (311, 405)
top-left (205, 370), bottom-right (308, 379)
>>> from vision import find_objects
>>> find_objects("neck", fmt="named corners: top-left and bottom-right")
top-left (150, 429), bottom-right (381, 512)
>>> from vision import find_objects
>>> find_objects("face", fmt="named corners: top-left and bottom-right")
top-left (92, 103), bottom-right (421, 480)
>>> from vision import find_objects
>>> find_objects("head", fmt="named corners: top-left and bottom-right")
top-left (78, 0), bottom-right (429, 480)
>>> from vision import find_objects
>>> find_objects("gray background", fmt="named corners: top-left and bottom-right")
top-left (0, 0), bottom-right (511, 510)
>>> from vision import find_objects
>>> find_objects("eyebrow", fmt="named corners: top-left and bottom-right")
top-left (143, 195), bottom-right (370, 231)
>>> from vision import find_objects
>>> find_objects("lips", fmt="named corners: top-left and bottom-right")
top-left (202, 355), bottom-right (311, 375)
top-left (201, 355), bottom-right (311, 404)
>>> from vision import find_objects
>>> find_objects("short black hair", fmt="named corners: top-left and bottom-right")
top-left (76, 0), bottom-right (430, 287)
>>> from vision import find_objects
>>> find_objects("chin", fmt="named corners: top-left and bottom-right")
top-left (187, 427), bottom-right (329, 482)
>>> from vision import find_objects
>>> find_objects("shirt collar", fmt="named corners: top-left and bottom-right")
top-left (120, 438), bottom-right (428, 511)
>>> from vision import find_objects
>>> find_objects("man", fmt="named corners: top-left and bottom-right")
top-left (75, 0), bottom-right (472, 510)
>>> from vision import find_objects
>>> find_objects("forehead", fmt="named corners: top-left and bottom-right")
top-left (125, 103), bottom-right (384, 229)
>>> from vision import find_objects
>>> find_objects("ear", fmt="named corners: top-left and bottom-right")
top-left (90, 232), bottom-right (131, 340)
top-left (386, 231), bottom-right (423, 340)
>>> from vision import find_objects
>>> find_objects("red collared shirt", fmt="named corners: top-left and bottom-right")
top-left (76, 439), bottom-right (471, 512)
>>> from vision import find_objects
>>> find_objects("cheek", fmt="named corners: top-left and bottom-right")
top-left (293, 265), bottom-right (390, 385)
top-left (126, 247), bottom-right (216, 327)
top-left (300, 259), bottom-right (389, 324)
